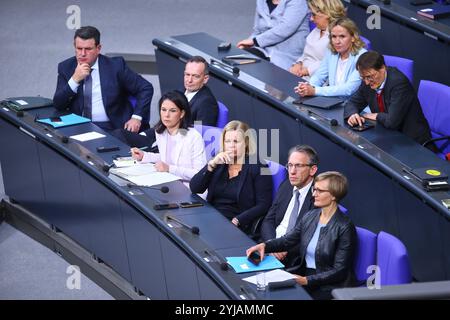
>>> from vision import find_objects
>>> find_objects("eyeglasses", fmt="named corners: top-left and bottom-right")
top-left (285, 163), bottom-right (313, 171)
top-left (359, 72), bottom-right (378, 82)
top-left (312, 186), bottom-right (330, 194)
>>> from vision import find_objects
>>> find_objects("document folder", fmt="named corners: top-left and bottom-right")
top-left (2, 96), bottom-right (53, 111)
top-left (226, 256), bottom-right (284, 273)
top-left (37, 113), bottom-right (91, 128)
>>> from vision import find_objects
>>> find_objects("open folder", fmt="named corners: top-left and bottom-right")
top-left (37, 113), bottom-right (91, 128)
top-left (226, 255), bottom-right (284, 273)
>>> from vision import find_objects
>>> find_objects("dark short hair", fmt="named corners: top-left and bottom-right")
top-left (288, 145), bottom-right (319, 166)
top-left (74, 26), bottom-right (101, 45)
top-left (315, 171), bottom-right (348, 203)
top-left (356, 51), bottom-right (385, 71)
top-left (186, 56), bottom-right (209, 75)
top-left (154, 90), bottom-right (192, 134)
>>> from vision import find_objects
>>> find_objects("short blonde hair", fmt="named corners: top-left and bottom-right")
top-left (315, 171), bottom-right (348, 203)
top-left (220, 120), bottom-right (256, 155)
top-left (328, 17), bottom-right (365, 56)
top-left (308, 0), bottom-right (346, 24)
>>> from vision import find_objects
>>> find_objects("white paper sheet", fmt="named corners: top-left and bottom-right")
top-left (70, 131), bottom-right (106, 142)
top-left (243, 269), bottom-right (296, 285)
top-left (126, 171), bottom-right (180, 187)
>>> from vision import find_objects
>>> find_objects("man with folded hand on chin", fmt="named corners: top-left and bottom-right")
top-left (53, 26), bottom-right (153, 133)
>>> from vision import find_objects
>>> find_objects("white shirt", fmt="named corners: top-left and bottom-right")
top-left (68, 58), bottom-right (141, 122)
top-left (185, 90), bottom-right (199, 102)
top-left (295, 27), bottom-right (329, 79)
top-left (275, 180), bottom-right (313, 238)
top-left (335, 57), bottom-right (349, 85)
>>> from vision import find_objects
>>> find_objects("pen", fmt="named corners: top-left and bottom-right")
top-left (128, 146), bottom-right (149, 154)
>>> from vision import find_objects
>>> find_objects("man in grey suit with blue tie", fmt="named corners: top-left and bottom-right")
top-left (53, 26), bottom-right (153, 132)
top-left (260, 145), bottom-right (319, 267)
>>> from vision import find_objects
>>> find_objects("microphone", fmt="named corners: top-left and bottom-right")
top-left (127, 183), bottom-right (169, 193)
top-left (307, 110), bottom-right (338, 126)
top-left (220, 262), bottom-right (229, 271)
top-left (61, 135), bottom-right (69, 143)
top-left (210, 58), bottom-right (240, 75)
top-left (167, 215), bottom-right (200, 235)
top-left (267, 279), bottom-right (296, 290)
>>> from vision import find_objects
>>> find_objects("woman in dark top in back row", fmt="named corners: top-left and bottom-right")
top-left (189, 120), bottom-right (272, 235)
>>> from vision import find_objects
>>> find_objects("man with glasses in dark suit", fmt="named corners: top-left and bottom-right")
top-left (260, 145), bottom-right (319, 267)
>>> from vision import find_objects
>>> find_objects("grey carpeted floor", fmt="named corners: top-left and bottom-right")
top-left (0, 0), bottom-right (254, 299)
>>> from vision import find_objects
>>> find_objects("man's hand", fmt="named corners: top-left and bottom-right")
top-left (347, 113), bottom-right (365, 127)
top-left (72, 63), bottom-right (91, 83)
top-left (294, 82), bottom-right (315, 97)
top-left (124, 118), bottom-right (141, 132)
top-left (237, 38), bottom-right (254, 49)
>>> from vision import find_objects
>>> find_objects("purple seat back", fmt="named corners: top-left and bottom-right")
top-left (360, 36), bottom-right (372, 50)
top-left (383, 55), bottom-right (414, 84)
top-left (217, 101), bottom-right (229, 129)
top-left (354, 227), bottom-right (377, 284)
top-left (309, 20), bottom-right (316, 32)
top-left (266, 160), bottom-right (287, 199)
top-left (377, 231), bottom-right (412, 286)
top-left (194, 125), bottom-right (222, 161)
top-left (418, 80), bottom-right (450, 158)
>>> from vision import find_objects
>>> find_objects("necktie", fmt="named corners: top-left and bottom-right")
top-left (376, 89), bottom-right (385, 113)
top-left (83, 74), bottom-right (92, 119)
top-left (286, 190), bottom-right (300, 233)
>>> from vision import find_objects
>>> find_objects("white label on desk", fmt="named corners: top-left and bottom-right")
top-left (228, 81), bottom-right (233, 86)
top-left (358, 144), bottom-right (365, 149)
top-left (309, 116), bottom-right (317, 120)
top-left (46, 133), bottom-right (53, 138)
top-left (240, 295), bottom-right (247, 300)
top-left (167, 223), bottom-right (174, 228)
top-left (410, 17), bottom-right (418, 21)
top-left (88, 161), bottom-right (94, 166)
top-left (14, 99), bottom-right (28, 105)
top-left (164, 41), bottom-right (172, 45)
top-left (2, 107), bottom-right (9, 111)
top-left (203, 257), bottom-right (211, 262)
top-left (424, 32), bottom-right (438, 41)
top-left (403, 175), bottom-right (411, 180)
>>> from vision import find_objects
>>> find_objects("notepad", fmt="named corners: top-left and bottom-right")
top-left (226, 256), bottom-right (284, 273)
top-left (37, 113), bottom-right (91, 128)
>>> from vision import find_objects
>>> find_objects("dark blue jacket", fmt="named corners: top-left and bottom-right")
top-left (53, 54), bottom-right (153, 129)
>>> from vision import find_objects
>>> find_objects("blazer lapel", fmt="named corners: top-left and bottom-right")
top-left (236, 163), bottom-right (250, 202)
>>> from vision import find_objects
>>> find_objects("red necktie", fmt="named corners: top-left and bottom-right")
top-left (376, 90), bottom-right (385, 113)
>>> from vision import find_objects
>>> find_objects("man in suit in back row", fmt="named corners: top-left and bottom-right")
top-left (120, 55), bottom-right (219, 148)
top-left (53, 26), bottom-right (153, 132)
top-left (344, 50), bottom-right (436, 152)
top-left (260, 145), bottom-right (318, 268)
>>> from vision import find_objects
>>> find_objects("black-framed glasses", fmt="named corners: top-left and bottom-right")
top-left (285, 163), bottom-right (313, 171)
top-left (359, 72), bottom-right (378, 82)
top-left (312, 186), bottom-right (331, 194)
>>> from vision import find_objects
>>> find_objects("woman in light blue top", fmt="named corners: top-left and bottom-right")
top-left (237, 0), bottom-right (309, 70)
top-left (295, 17), bottom-right (367, 98)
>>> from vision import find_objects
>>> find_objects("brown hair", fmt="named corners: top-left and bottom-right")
top-left (315, 171), bottom-right (348, 202)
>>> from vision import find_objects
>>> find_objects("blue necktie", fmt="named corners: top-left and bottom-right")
top-left (286, 190), bottom-right (300, 233)
top-left (83, 74), bottom-right (92, 119)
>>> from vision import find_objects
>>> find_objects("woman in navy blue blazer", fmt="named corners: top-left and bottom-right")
top-left (190, 121), bottom-right (272, 234)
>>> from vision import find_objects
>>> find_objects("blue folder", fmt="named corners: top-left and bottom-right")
top-left (37, 113), bottom-right (91, 128)
top-left (226, 256), bottom-right (284, 273)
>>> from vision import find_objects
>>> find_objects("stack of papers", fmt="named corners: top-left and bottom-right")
top-left (109, 163), bottom-right (180, 187)
top-left (243, 269), bottom-right (296, 285)
top-left (70, 131), bottom-right (105, 142)
top-left (226, 255), bottom-right (284, 273)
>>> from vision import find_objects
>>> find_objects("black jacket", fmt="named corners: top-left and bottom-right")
top-left (189, 160), bottom-right (272, 228)
top-left (344, 67), bottom-right (432, 145)
top-left (260, 179), bottom-right (315, 267)
top-left (189, 86), bottom-right (219, 127)
top-left (265, 207), bottom-right (356, 290)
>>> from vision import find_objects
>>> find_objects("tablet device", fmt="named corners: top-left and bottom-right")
top-left (301, 97), bottom-right (344, 109)
top-left (350, 123), bottom-right (374, 131)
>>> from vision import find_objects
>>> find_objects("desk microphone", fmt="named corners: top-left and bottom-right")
top-left (211, 59), bottom-right (240, 75)
top-left (307, 110), bottom-right (338, 126)
top-left (167, 215), bottom-right (200, 235)
top-left (127, 183), bottom-right (169, 193)
top-left (61, 135), bottom-right (69, 143)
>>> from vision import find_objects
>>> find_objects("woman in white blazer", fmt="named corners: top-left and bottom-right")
top-left (295, 17), bottom-right (367, 99)
top-left (131, 90), bottom-right (206, 183)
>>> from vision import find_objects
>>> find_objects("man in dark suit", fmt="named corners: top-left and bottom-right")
top-left (344, 50), bottom-right (434, 150)
top-left (260, 145), bottom-right (318, 268)
top-left (119, 55), bottom-right (219, 148)
top-left (53, 26), bottom-right (153, 132)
